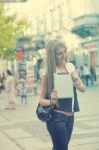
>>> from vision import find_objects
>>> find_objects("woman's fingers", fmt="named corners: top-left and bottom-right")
top-left (52, 89), bottom-right (57, 94)
top-left (51, 89), bottom-right (57, 98)
top-left (50, 89), bottom-right (58, 104)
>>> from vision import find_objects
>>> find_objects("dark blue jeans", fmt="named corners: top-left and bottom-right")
top-left (46, 112), bottom-right (74, 150)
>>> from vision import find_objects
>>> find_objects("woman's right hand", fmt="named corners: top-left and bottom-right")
top-left (50, 89), bottom-right (57, 105)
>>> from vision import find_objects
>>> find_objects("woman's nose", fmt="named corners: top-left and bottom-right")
top-left (62, 52), bottom-right (66, 57)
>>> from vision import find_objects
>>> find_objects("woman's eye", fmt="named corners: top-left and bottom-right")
top-left (57, 51), bottom-right (66, 56)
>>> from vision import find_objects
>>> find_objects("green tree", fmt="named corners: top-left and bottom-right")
top-left (0, 4), bottom-right (28, 59)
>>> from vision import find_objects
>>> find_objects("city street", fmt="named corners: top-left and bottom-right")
top-left (0, 83), bottom-right (99, 150)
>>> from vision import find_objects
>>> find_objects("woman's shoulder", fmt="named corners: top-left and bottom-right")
top-left (65, 62), bottom-right (75, 74)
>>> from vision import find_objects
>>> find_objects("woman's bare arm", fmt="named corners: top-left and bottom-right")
top-left (39, 75), bottom-right (58, 106)
top-left (71, 70), bottom-right (86, 92)
top-left (39, 76), bottom-right (51, 106)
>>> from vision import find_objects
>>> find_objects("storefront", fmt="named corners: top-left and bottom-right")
top-left (82, 40), bottom-right (99, 68)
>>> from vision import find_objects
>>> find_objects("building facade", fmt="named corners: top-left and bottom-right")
top-left (71, 0), bottom-right (99, 68)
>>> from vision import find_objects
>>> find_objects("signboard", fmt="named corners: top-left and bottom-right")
top-left (82, 41), bottom-right (98, 52)
top-left (18, 61), bottom-right (26, 80)
top-left (26, 61), bottom-right (34, 96)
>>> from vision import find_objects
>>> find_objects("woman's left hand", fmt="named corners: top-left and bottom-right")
top-left (71, 70), bottom-right (86, 92)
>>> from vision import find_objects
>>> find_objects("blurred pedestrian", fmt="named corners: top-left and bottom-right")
top-left (90, 65), bottom-right (96, 84)
top-left (79, 66), bottom-right (85, 83)
top-left (39, 62), bottom-right (46, 80)
top-left (84, 64), bottom-right (90, 86)
top-left (33, 79), bottom-right (38, 95)
top-left (2, 72), bottom-right (6, 90)
top-left (39, 40), bottom-right (86, 150)
top-left (20, 83), bottom-right (27, 104)
top-left (0, 74), bottom-right (3, 93)
top-left (96, 65), bottom-right (99, 81)
top-left (5, 70), bottom-right (17, 110)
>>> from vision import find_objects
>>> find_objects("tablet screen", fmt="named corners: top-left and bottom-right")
top-left (54, 73), bottom-right (74, 99)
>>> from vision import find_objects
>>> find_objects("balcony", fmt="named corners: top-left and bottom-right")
top-left (71, 14), bottom-right (99, 38)
top-left (15, 37), bottom-right (34, 51)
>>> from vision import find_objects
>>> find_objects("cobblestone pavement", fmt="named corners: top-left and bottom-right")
top-left (0, 83), bottom-right (99, 150)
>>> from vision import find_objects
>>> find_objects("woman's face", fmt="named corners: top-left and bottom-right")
top-left (56, 47), bottom-right (67, 66)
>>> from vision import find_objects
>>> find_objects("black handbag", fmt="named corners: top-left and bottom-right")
top-left (36, 103), bottom-right (54, 122)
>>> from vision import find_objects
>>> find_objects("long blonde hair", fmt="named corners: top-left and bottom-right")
top-left (45, 40), bottom-right (67, 93)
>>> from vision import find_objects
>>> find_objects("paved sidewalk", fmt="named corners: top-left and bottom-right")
top-left (0, 83), bottom-right (99, 150)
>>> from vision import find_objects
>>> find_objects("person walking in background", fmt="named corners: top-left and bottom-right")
top-left (96, 65), bottom-right (99, 81)
top-left (5, 70), bottom-right (17, 110)
top-left (0, 74), bottom-right (3, 93)
top-left (84, 64), bottom-right (90, 86)
top-left (20, 83), bottom-right (27, 104)
top-left (39, 40), bottom-right (86, 150)
top-left (33, 79), bottom-right (38, 95)
top-left (90, 65), bottom-right (96, 84)
top-left (2, 72), bottom-right (6, 90)
top-left (79, 66), bottom-right (85, 83)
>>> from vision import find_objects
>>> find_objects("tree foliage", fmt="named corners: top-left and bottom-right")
top-left (0, 4), bottom-right (28, 59)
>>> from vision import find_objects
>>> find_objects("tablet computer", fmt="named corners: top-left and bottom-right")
top-left (54, 73), bottom-right (74, 99)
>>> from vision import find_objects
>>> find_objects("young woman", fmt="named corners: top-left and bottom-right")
top-left (39, 40), bottom-right (86, 150)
